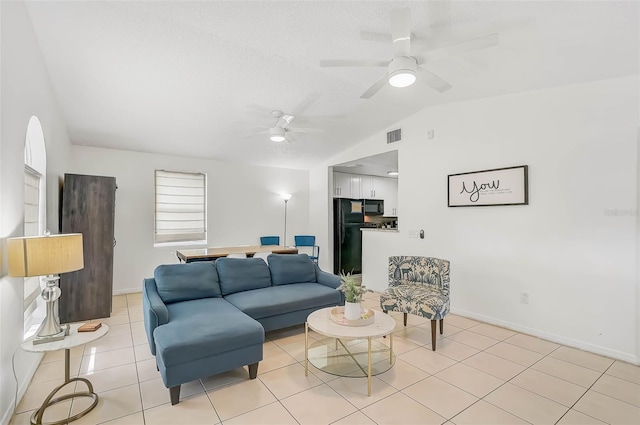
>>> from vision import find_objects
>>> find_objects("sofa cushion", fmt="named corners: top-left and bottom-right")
top-left (155, 298), bottom-right (264, 367)
top-left (268, 254), bottom-right (317, 286)
top-left (225, 283), bottom-right (341, 319)
top-left (154, 262), bottom-right (221, 304)
top-left (216, 257), bottom-right (272, 295)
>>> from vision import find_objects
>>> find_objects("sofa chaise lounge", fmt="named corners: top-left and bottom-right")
top-left (143, 254), bottom-right (343, 405)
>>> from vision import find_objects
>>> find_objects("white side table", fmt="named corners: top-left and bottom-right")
top-left (20, 323), bottom-right (109, 425)
top-left (305, 307), bottom-right (396, 396)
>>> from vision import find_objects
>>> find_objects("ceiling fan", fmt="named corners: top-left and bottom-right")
top-left (247, 110), bottom-right (322, 143)
top-left (319, 7), bottom-right (499, 99)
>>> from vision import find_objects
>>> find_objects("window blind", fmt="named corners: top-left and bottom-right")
top-left (154, 170), bottom-right (206, 244)
top-left (24, 166), bottom-right (41, 310)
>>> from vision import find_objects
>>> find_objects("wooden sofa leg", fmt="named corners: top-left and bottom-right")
top-left (403, 313), bottom-right (408, 327)
top-left (440, 319), bottom-right (444, 335)
top-left (430, 320), bottom-right (436, 351)
top-left (248, 362), bottom-right (259, 379)
top-left (170, 385), bottom-right (181, 405)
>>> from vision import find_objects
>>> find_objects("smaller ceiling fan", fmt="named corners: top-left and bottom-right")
top-left (247, 110), bottom-right (323, 143)
top-left (319, 7), bottom-right (499, 99)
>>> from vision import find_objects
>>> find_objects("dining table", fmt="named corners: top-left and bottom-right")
top-left (176, 245), bottom-right (298, 263)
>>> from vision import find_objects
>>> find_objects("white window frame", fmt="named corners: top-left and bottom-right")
top-left (23, 116), bottom-right (47, 339)
top-left (154, 170), bottom-right (207, 246)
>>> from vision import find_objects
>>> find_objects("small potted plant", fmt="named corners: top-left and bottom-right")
top-left (338, 272), bottom-right (366, 320)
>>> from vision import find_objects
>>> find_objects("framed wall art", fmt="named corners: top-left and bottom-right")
top-left (448, 165), bottom-right (528, 207)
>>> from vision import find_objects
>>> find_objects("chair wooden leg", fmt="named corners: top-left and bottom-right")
top-left (440, 319), bottom-right (444, 334)
top-left (383, 310), bottom-right (388, 338)
top-left (430, 320), bottom-right (436, 351)
top-left (248, 362), bottom-right (259, 379)
top-left (169, 385), bottom-right (181, 405)
top-left (403, 313), bottom-right (408, 327)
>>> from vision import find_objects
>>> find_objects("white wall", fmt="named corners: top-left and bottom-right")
top-left (0, 2), bottom-right (72, 423)
top-left (311, 76), bottom-right (639, 364)
top-left (68, 146), bottom-right (309, 294)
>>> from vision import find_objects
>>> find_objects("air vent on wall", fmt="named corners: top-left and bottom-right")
top-left (387, 128), bottom-right (402, 144)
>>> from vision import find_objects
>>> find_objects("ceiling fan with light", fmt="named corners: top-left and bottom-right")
top-left (319, 7), bottom-right (499, 99)
top-left (247, 110), bottom-right (323, 143)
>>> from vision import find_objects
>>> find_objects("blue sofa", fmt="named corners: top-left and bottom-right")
top-left (143, 254), bottom-right (343, 405)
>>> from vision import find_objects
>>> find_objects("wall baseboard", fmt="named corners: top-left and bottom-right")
top-left (452, 308), bottom-right (640, 366)
top-left (112, 288), bottom-right (143, 296)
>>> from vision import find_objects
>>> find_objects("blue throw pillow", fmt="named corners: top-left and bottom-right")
top-left (268, 254), bottom-right (316, 286)
top-left (154, 262), bottom-right (221, 303)
top-left (216, 257), bottom-right (272, 295)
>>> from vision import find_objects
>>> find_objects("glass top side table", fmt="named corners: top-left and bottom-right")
top-left (20, 323), bottom-right (109, 425)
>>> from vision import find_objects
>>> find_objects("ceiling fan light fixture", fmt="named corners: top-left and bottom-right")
top-left (269, 127), bottom-right (286, 142)
top-left (389, 70), bottom-right (416, 88)
top-left (388, 56), bottom-right (417, 88)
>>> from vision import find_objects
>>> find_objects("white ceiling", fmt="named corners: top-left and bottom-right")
top-left (334, 151), bottom-right (398, 178)
top-left (24, 1), bottom-right (638, 170)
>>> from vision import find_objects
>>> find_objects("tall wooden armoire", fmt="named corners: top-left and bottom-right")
top-left (59, 173), bottom-right (117, 323)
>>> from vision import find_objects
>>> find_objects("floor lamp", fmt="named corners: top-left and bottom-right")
top-left (8, 233), bottom-right (84, 344)
top-left (281, 193), bottom-right (292, 246)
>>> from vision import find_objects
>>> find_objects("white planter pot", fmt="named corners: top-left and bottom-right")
top-left (344, 301), bottom-right (361, 320)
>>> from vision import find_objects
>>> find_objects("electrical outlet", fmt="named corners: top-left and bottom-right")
top-left (520, 292), bottom-right (529, 304)
top-left (427, 129), bottom-right (435, 139)
top-left (408, 230), bottom-right (419, 238)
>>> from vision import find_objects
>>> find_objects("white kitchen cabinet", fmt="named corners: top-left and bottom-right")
top-left (349, 174), bottom-right (361, 199)
top-left (333, 173), bottom-right (397, 215)
top-left (381, 177), bottom-right (398, 216)
top-left (360, 175), bottom-right (374, 199)
top-left (333, 172), bottom-right (362, 198)
top-left (333, 172), bottom-right (350, 197)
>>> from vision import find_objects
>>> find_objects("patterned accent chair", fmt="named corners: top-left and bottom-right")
top-left (380, 256), bottom-right (450, 351)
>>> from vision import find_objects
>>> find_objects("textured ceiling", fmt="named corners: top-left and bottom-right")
top-left (25, 1), bottom-right (639, 170)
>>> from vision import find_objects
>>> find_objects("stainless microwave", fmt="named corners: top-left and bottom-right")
top-left (364, 199), bottom-right (384, 216)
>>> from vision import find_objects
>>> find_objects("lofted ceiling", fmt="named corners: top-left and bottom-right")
top-left (24, 1), bottom-right (638, 170)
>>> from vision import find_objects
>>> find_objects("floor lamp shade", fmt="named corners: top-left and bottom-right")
top-left (8, 233), bottom-right (84, 277)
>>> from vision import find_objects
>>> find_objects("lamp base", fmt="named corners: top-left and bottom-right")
top-left (32, 331), bottom-right (65, 345)
top-left (33, 324), bottom-right (69, 345)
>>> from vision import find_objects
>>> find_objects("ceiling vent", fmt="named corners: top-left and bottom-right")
top-left (387, 128), bottom-right (402, 144)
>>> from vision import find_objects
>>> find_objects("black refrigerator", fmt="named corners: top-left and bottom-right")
top-left (333, 198), bottom-right (372, 275)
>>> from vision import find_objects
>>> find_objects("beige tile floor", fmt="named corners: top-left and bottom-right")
top-left (10, 291), bottom-right (640, 425)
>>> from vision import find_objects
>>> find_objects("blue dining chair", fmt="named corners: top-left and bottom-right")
top-left (260, 236), bottom-right (280, 246)
top-left (294, 235), bottom-right (319, 263)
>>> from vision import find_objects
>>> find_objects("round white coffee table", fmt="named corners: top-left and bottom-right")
top-left (305, 307), bottom-right (396, 396)
top-left (21, 323), bottom-right (109, 425)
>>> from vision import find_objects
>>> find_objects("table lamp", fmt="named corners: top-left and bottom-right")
top-left (8, 233), bottom-right (84, 344)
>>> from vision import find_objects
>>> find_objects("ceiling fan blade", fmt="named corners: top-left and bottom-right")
top-left (417, 67), bottom-right (452, 93)
top-left (242, 128), bottom-right (269, 138)
top-left (285, 133), bottom-right (296, 143)
top-left (414, 33), bottom-right (499, 64)
top-left (360, 73), bottom-right (389, 99)
top-left (291, 93), bottom-right (320, 116)
top-left (390, 7), bottom-right (411, 57)
top-left (320, 59), bottom-right (388, 68)
top-left (288, 127), bottom-right (323, 134)
top-left (360, 30), bottom-right (391, 43)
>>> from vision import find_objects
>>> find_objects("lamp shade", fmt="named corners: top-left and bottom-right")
top-left (8, 233), bottom-right (84, 277)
